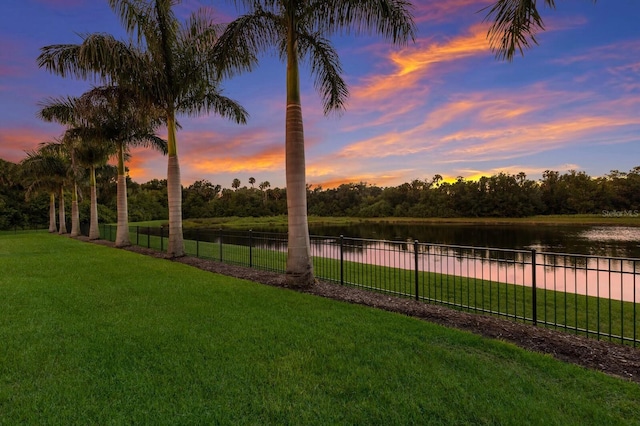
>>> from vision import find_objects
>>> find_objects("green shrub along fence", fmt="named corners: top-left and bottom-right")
top-left (99, 224), bottom-right (639, 347)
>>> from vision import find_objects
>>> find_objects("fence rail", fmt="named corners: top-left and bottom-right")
top-left (100, 224), bottom-right (639, 347)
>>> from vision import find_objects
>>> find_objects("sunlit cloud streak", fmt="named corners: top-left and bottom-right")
top-left (0, 127), bottom-right (54, 162)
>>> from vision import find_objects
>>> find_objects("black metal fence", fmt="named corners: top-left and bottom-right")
top-left (99, 224), bottom-right (639, 347)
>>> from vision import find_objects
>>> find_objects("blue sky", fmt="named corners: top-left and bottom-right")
top-left (1, 0), bottom-right (639, 189)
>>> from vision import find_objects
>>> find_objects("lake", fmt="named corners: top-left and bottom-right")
top-left (179, 222), bottom-right (640, 303)
top-left (303, 222), bottom-right (640, 259)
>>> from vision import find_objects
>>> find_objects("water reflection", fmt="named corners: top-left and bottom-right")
top-left (306, 223), bottom-right (640, 259)
top-left (310, 238), bottom-right (640, 303)
top-left (181, 224), bottom-right (640, 303)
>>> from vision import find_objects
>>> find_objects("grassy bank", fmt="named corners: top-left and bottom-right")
top-left (107, 230), bottom-right (638, 344)
top-left (2, 232), bottom-right (639, 424)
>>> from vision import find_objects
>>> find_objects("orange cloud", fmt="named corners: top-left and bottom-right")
top-left (331, 81), bottom-right (640, 166)
top-left (0, 127), bottom-right (57, 162)
top-left (443, 115), bottom-right (639, 162)
top-left (188, 145), bottom-right (284, 174)
top-left (308, 173), bottom-right (404, 190)
top-left (341, 24), bottom-right (493, 131)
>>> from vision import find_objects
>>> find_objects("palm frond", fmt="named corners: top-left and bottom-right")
top-left (298, 32), bottom-right (348, 115)
top-left (317, 0), bottom-right (416, 45)
top-left (178, 88), bottom-right (249, 125)
top-left (483, 0), bottom-right (555, 61)
top-left (212, 11), bottom-right (280, 78)
top-left (38, 96), bottom-right (79, 125)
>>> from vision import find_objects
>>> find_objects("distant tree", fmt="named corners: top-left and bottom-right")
top-left (232, 178), bottom-right (241, 190)
top-left (249, 176), bottom-right (255, 188)
top-left (259, 180), bottom-right (270, 204)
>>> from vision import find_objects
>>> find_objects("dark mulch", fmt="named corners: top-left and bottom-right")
top-left (85, 237), bottom-right (640, 384)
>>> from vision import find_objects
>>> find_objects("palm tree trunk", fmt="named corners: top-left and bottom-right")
top-left (114, 143), bottom-right (130, 246)
top-left (166, 115), bottom-right (184, 257)
top-left (48, 192), bottom-right (57, 233)
top-left (89, 165), bottom-right (100, 240)
top-left (284, 26), bottom-right (314, 287)
top-left (58, 185), bottom-right (67, 234)
top-left (70, 181), bottom-right (80, 237)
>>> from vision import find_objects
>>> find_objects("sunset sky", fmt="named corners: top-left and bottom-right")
top-left (1, 0), bottom-right (639, 189)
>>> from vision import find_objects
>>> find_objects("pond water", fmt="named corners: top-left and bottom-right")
top-left (181, 222), bottom-right (640, 302)
top-left (303, 223), bottom-right (640, 259)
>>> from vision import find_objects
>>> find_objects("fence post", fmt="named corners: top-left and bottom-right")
top-left (160, 225), bottom-right (164, 252)
top-left (219, 228), bottom-right (223, 262)
top-left (147, 227), bottom-right (151, 248)
top-left (136, 226), bottom-right (139, 246)
top-left (249, 229), bottom-right (253, 268)
top-left (531, 249), bottom-right (537, 326)
top-left (340, 235), bottom-right (344, 285)
top-left (196, 228), bottom-right (200, 258)
top-left (414, 240), bottom-right (419, 301)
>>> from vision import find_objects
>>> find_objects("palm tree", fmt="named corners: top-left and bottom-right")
top-left (483, 0), bottom-right (592, 60)
top-left (259, 180), bottom-right (270, 204)
top-left (74, 135), bottom-right (114, 240)
top-left (39, 87), bottom-right (165, 244)
top-left (63, 132), bottom-right (84, 237)
top-left (38, 96), bottom-right (92, 238)
top-left (21, 142), bottom-right (71, 234)
top-left (73, 86), bottom-right (166, 246)
top-left (216, 0), bottom-right (416, 286)
top-left (21, 158), bottom-right (60, 233)
top-left (32, 97), bottom-right (82, 236)
top-left (38, 0), bottom-right (250, 256)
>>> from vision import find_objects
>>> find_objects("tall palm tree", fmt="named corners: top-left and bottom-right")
top-left (21, 142), bottom-right (71, 234)
top-left (38, 0), bottom-right (250, 256)
top-left (39, 95), bottom-right (109, 240)
top-left (74, 134), bottom-right (114, 240)
top-left (63, 132), bottom-right (84, 237)
top-left (216, 0), bottom-right (416, 286)
top-left (21, 159), bottom-right (59, 233)
top-left (39, 88), bottom-right (165, 244)
top-left (483, 0), bottom-right (595, 60)
top-left (73, 86), bottom-right (166, 246)
top-left (39, 96), bottom-right (88, 238)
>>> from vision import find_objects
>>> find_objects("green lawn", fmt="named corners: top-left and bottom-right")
top-left (106, 226), bottom-right (639, 345)
top-left (1, 233), bottom-right (639, 424)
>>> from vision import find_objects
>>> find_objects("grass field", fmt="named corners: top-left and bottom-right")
top-left (106, 226), bottom-right (639, 345)
top-left (1, 232), bottom-right (639, 424)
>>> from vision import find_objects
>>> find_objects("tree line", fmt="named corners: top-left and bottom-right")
top-left (3, 157), bottom-right (640, 230)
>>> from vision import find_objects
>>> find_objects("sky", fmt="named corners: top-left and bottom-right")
top-left (1, 1), bottom-right (639, 190)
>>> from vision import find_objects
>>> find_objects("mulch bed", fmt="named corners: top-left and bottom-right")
top-left (85, 237), bottom-right (640, 384)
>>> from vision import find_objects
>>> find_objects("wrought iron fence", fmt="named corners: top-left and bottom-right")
top-left (99, 224), bottom-right (639, 347)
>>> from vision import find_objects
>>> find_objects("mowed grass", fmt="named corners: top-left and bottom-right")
top-left (1, 233), bottom-right (639, 425)
top-left (118, 229), bottom-right (639, 344)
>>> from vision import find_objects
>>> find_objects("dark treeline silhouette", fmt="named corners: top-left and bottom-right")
top-left (3, 156), bottom-right (640, 230)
